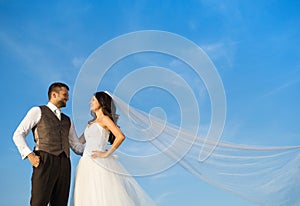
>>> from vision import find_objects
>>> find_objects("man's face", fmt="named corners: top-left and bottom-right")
top-left (52, 87), bottom-right (69, 108)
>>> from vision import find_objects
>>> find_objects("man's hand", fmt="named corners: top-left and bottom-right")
top-left (27, 153), bottom-right (40, 168)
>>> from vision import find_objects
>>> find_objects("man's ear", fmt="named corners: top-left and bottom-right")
top-left (51, 91), bottom-right (57, 99)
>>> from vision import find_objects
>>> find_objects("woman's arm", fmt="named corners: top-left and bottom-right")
top-left (92, 116), bottom-right (125, 158)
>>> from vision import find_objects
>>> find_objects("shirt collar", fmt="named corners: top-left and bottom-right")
top-left (47, 102), bottom-right (59, 113)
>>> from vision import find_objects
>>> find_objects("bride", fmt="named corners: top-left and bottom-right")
top-left (73, 91), bottom-right (300, 206)
top-left (73, 91), bottom-right (155, 206)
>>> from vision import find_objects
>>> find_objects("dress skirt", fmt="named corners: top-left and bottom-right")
top-left (73, 156), bottom-right (155, 206)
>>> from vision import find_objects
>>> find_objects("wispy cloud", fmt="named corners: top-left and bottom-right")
top-left (200, 0), bottom-right (243, 22)
top-left (155, 191), bottom-right (173, 205)
top-left (72, 56), bottom-right (86, 68)
top-left (201, 40), bottom-right (240, 70)
top-left (0, 31), bottom-right (62, 82)
top-left (0, 28), bottom-right (83, 85)
top-left (263, 78), bottom-right (300, 97)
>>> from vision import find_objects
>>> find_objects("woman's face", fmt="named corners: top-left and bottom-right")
top-left (89, 96), bottom-right (100, 112)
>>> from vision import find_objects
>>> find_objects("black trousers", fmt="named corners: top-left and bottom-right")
top-left (30, 151), bottom-right (71, 206)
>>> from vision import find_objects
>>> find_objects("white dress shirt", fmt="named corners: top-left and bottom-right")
top-left (13, 102), bottom-right (84, 159)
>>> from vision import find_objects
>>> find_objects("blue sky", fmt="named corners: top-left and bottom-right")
top-left (1, 0), bottom-right (300, 205)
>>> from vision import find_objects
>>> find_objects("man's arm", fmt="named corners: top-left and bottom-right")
top-left (12, 107), bottom-right (41, 159)
top-left (69, 120), bottom-right (85, 155)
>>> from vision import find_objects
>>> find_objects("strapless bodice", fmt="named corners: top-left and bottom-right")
top-left (82, 123), bottom-right (109, 156)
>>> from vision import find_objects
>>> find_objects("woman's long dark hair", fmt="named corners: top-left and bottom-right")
top-left (89, 91), bottom-right (118, 144)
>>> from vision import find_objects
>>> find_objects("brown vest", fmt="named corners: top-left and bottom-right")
top-left (32, 106), bottom-right (71, 157)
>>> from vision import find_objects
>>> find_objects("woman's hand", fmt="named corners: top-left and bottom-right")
top-left (91, 150), bottom-right (109, 158)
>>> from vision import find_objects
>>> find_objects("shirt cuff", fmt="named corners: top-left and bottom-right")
top-left (21, 148), bottom-right (33, 160)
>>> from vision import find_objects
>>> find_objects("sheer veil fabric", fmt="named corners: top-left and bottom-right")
top-left (103, 92), bottom-right (300, 206)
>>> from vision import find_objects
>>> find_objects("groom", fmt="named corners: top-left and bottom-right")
top-left (13, 82), bottom-right (84, 206)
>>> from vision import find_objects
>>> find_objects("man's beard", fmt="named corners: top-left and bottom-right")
top-left (57, 100), bottom-right (67, 108)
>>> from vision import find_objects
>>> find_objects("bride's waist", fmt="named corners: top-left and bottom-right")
top-left (83, 149), bottom-right (106, 156)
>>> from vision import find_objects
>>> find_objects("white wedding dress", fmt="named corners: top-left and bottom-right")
top-left (73, 123), bottom-right (155, 206)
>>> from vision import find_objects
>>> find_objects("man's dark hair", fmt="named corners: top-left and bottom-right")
top-left (48, 82), bottom-right (69, 100)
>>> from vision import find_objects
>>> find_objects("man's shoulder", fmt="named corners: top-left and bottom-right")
top-left (23, 106), bottom-right (42, 119)
top-left (29, 105), bottom-right (46, 110)
top-left (28, 106), bottom-right (42, 113)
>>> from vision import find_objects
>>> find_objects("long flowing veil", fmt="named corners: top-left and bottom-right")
top-left (107, 92), bottom-right (300, 206)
